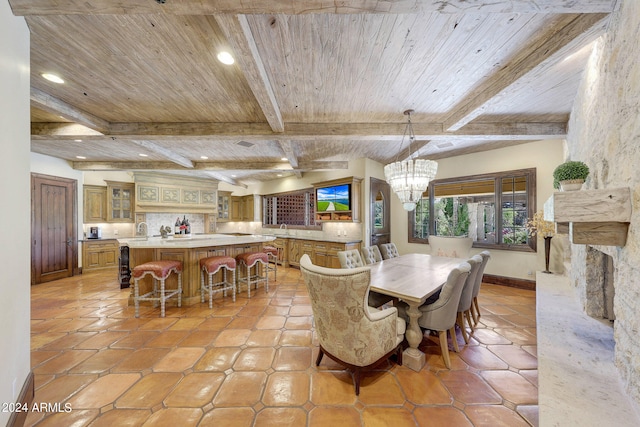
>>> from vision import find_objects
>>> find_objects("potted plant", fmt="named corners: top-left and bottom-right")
top-left (552, 160), bottom-right (589, 191)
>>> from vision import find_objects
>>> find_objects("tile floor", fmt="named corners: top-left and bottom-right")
top-left (27, 266), bottom-right (538, 426)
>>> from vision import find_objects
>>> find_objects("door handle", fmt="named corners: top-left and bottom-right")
top-left (66, 238), bottom-right (73, 246)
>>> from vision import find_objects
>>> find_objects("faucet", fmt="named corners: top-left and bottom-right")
top-left (137, 222), bottom-right (148, 237)
top-left (279, 223), bottom-right (287, 234)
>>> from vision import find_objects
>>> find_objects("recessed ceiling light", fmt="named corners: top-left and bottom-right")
top-left (277, 174), bottom-right (283, 177)
top-left (42, 73), bottom-right (64, 84)
top-left (281, 157), bottom-right (288, 161)
top-left (200, 156), bottom-right (208, 160)
top-left (231, 174), bottom-right (237, 178)
top-left (217, 51), bottom-right (235, 65)
top-left (74, 139), bottom-right (82, 142)
top-left (139, 153), bottom-right (148, 157)
top-left (76, 155), bottom-right (86, 159)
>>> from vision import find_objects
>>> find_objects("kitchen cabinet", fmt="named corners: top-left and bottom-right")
top-left (231, 197), bottom-right (243, 221)
top-left (105, 181), bottom-right (135, 223)
top-left (83, 185), bottom-right (107, 223)
top-left (218, 192), bottom-right (231, 222)
top-left (82, 239), bottom-right (119, 271)
top-left (286, 238), bottom-right (360, 268)
top-left (230, 195), bottom-right (261, 222)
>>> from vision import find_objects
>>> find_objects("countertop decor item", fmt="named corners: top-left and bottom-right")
top-left (526, 211), bottom-right (555, 273)
top-left (552, 160), bottom-right (589, 191)
top-left (384, 110), bottom-right (438, 211)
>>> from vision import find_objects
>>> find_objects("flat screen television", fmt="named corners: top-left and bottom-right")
top-left (316, 184), bottom-right (351, 212)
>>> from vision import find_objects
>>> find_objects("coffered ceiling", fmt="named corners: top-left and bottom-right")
top-left (10, 0), bottom-right (617, 187)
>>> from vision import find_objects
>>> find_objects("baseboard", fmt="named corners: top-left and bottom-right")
top-left (7, 371), bottom-right (34, 427)
top-left (483, 274), bottom-right (536, 291)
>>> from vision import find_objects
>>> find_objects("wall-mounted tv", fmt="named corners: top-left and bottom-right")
top-left (316, 184), bottom-right (351, 212)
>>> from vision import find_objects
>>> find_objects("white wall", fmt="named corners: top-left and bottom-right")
top-left (392, 140), bottom-right (565, 280)
top-left (0, 3), bottom-right (31, 423)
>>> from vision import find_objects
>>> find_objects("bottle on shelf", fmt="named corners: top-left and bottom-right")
top-left (185, 217), bottom-right (191, 234)
top-left (181, 215), bottom-right (187, 234)
top-left (175, 217), bottom-right (180, 235)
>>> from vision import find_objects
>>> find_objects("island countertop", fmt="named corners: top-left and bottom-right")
top-left (118, 233), bottom-right (276, 249)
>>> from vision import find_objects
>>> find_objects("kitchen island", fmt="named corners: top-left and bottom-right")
top-left (118, 234), bottom-right (276, 306)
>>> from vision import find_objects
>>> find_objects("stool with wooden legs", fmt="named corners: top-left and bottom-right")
top-left (200, 255), bottom-right (236, 309)
top-left (262, 245), bottom-right (279, 281)
top-left (235, 252), bottom-right (269, 298)
top-left (132, 260), bottom-right (182, 317)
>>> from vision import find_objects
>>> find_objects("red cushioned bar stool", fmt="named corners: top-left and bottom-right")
top-left (200, 255), bottom-right (236, 309)
top-left (235, 252), bottom-right (269, 298)
top-left (132, 260), bottom-right (182, 318)
top-left (263, 245), bottom-right (279, 281)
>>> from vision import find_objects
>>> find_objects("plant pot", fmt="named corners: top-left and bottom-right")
top-left (559, 179), bottom-right (584, 191)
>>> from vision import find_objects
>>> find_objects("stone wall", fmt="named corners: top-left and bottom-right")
top-left (566, 0), bottom-right (640, 407)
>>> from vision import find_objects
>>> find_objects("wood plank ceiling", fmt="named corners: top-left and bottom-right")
top-left (11, 0), bottom-right (617, 187)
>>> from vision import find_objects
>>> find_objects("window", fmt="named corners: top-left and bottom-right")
top-left (408, 168), bottom-right (536, 251)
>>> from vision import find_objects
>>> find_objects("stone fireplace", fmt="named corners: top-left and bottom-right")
top-left (584, 247), bottom-right (615, 322)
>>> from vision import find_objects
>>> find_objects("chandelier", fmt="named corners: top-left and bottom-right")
top-left (384, 110), bottom-right (438, 211)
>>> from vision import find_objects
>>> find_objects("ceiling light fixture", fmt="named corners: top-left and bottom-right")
top-left (384, 109), bottom-right (438, 211)
top-left (200, 156), bottom-right (208, 159)
top-left (281, 157), bottom-right (288, 161)
top-left (217, 51), bottom-right (235, 65)
top-left (139, 153), bottom-right (148, 157)
top-left (76, 155), bottom-right (86, 159)
top-left (42, 73), bottom-right (64, 84)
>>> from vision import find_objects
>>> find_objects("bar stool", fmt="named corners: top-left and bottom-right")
top-left (200, 255), bottom-right (236, 309)
top-left (132, 260), bottom-right (182, 318)
top-left (263, 245), bottom-right (279, 281)
top-left (235, 252), bottom-right (269, 298)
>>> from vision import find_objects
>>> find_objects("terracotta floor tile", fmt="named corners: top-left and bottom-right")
top-left (153, 347), bottom-right (206, 372)
top-left (214, 328), bottom-right (252, 346)
top-left (414, 406), bottom-right (474, 427)
top-left (66, 373), bottom-right (140, 408)
top-left (115, 372), bottom-right (183, 408)
top-left (481, 370), bottom-right (539, 405)
top-left (262, 371), bottom-right (310, 406)
top-left (362, 407), bottom-right (416, 425)
top-left (141, 408), bottom-right (203, 427)
top-left (308, 406), bottom-right (361, 427)
top-left (395, 369), bottom-right (452, 405)
top-left (112, 348), bottom-right (171, 373)
top-left (84, 409), bottom-right (151, 427)
top-left (273, 347), bottom-right (312, 371)
top-left (69, 348), bottom-right (134, 374)
top-left (255, 315), bottom-right (287, 329)
top-left (310, 371), bottom-right (358, 405)
top-left (164, 372), bottom-right (225, 407)
top-left (254, 407), bottom-right (307, 427)
top-left (233, 347), bottom-right (276, 371)
top-left (212, 372), bottom-right (267, 406)
top-left (488, 344), bottom-right (538, 370)
top-left (199, 407), bottom-right (255, 426)
top-left (464, 405), bottom-right (531, 427)
top-left (194, 347), bottom-right (241, 372)
top-left (30, 268), bottom-right (539, 426)
top-left (438, 370), bottom-right (503, 404)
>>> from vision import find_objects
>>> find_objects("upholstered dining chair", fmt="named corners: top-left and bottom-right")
top-left (379, 243), bottom-right (400, 260)
top-left (396, 261), bottom-right (471, 368)
top-left (456, 255), bottom-right (483, 345)
top-left (300, 254), bottom-right (405, 395)
top-left (337, 249), bottom-right (364, 269)
top-left (361, 245), bottom-right (383, 265)
top-left (338, 249), bottom-right (390, 308)
top-left (471, 251), bottom-right (491, 326)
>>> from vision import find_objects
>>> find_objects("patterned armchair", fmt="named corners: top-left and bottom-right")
top-left (379, 243), bottom-right (400, 260)
top-left (300, 254), bottom-right (405, 395)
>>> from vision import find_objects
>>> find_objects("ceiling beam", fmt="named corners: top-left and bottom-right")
top-left (71, 160), bottom-right (347, 171)
top-left (30, 88), bottom-right (110, 133)
top-left (32, 121), bottom-right (566, 141)
top-left (215, 14), bottom-right (284, 133)
top-left (8, 0), bottom-right (617, 15)
top-left (130, 140), bottom-right (194, 169)
top-left (277, 140), bottom-right (302, 178)
top-left (444, 13), bottom-right (609, 131)
top-left (202, 171), bottom-right (248, 189)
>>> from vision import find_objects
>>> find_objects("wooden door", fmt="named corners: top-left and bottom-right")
top-left (370, 177), bottom-right (391, 246)
top-left (32, 173), bottom-right (78, 285)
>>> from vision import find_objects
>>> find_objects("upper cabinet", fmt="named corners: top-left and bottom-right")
top-left (105, 181), bottom-right (135, 222)
top-left (313, 177), bottom-right (362, 223)
top-left (217, 191), bottom-right (231, 221)
top-left (133, 172), bottom-right (218, 214)
top-left (83, 185), bottom-right (107, 223)
top-left (231, 195), bottom-right (261, 222)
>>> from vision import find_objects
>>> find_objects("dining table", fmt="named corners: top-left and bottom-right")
top-left (368, 253), bottom-right (468, 371)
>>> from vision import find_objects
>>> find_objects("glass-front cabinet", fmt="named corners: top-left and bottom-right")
top-left (218, 191), bottom-right (230, 221)
top-left (105, 181), bottom-right (135, 223)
